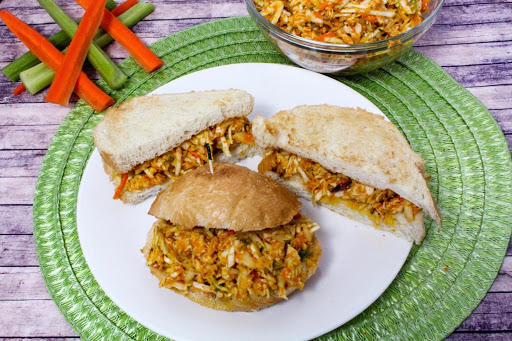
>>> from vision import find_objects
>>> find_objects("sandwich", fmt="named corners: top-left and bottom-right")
top-left (253, 105), bottom-right (441, 244)
top-left (142, 163), bottom-right (321, 311)
top-left (93, 89), bottom-right (257, 203)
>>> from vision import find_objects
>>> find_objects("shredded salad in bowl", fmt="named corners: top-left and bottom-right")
top-left (254, 0), bottom-right (430, 44)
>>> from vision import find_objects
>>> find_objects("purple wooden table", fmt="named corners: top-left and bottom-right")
top-left (0, 0), bottom-right (511, 339)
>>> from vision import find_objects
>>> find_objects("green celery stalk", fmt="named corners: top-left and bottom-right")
top-left (1, 0), bottom-right (116, 82)
top-left (20, 63), bottom-right (54, 95)
top-left (36, 0), bottom-right (127, 89)
top-left (20, 2), bottom-right (155, 95)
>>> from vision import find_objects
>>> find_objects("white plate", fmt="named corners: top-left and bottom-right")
top-left (77, 63), bottom-right (412, 341)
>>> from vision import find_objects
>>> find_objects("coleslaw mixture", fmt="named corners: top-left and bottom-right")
top-left (146, 216), bottom-right (320, 300)
top-left (254, 0), bottom-right (430, 43)
top-left (259, 149), bottom-right (422, 225)
top-left (116, 117), bottom-right (254, 194)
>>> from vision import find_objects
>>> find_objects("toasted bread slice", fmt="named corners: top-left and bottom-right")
top-left (93, 89), bottom-right (255, 174)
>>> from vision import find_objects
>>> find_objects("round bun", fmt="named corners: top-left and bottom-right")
top-left (148, 163), bottom-right (301, 231)
top-left (142, 224), bottom-right (321, 312)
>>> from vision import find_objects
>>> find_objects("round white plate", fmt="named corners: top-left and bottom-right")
top-left (77, 63), bottom-right (412, 341)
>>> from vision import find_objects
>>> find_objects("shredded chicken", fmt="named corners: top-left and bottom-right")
top-left (117, 117), bottom-right (254, 194)
top-left (146, 216), bottom-right (319, 300)
top-left (259, 149), bottom-right (421, 225)
top-left (254, 0), bottom-right (430, 44)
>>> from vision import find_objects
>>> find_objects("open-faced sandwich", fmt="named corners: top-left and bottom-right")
top-left (253, 105), bottom-right (441, 244)
top-left (142, 163), bottom-right (321, 311)
top-left (93, 89), bottom-right (257, 203)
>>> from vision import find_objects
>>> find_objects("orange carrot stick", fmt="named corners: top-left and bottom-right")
top-left (46, 0), bottom-right (107, 105)
top-left (111, 0), bottom-right (138, 16)
top-left (113, 173), bottom-right (128, 199)
top-left (13, 84), bottom-right (26, 96)
top-left (0, 11), bottom-right (114, 112)
top-left (76, 0), bottom-right (162, 72)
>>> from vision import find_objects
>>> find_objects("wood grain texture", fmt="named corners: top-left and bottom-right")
top-left (0, 206), bottom-right (33, 234)
top-left (0, 235), bottom-right (38, 266)
top-left (0, 268), bottom-right (50, 300)
top-left (0, 301), bottom-right (76, 337)
top-left (0, 178), bottom-right (37, 205)
top-left (0, 0), bottom-right (510, 339)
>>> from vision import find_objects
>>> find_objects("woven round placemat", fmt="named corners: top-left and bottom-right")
top-left (33, 16), bottom-right (512, 340)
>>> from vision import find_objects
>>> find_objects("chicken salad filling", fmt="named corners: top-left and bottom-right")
top-left (259, 149), bottom-right (422, 225)
top-left (146, 216), bottom-right (320, 300)
top-left (113, 117), bottom-right (254, 198)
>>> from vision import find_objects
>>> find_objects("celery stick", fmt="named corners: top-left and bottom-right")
top-left (37, 0), bottom-right (127, 89)
top-left (2, 31), bottom-right (69, 82)
top-left (20, 63), bottom-right (55, 95)
top-left (1, 0), bottom-right (116, 82)
top-left (20, 2), bottom-right (156, 95)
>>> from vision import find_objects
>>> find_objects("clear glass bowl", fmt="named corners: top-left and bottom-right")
top-left (245, 0), bottom-right (445, 74)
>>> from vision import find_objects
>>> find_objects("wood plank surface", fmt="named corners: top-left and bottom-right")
top-left (0, 0), bottom-right (510, 339)
top-left (0, 206), bottom-right (33, 234)
top-left (0, 301), bottom-right (76, 337)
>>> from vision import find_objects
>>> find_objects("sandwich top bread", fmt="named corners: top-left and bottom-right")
top-left (143, 163), bottom-right (321, 311)
top-left (253, 105), bottom-right (441, 244)
top-left (93, 89), bottom-right (257, 204)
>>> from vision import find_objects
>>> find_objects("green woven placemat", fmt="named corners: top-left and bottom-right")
top-left (33, 16), bottom-right (512, 340)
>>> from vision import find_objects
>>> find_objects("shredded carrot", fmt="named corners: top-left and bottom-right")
top-left (412, 15), bottom-right (422, 26)
top-left (318, 1), bottom-right (330, 10)
top-left (189, 151), bottom-right (202, 159)
top-left (363, 15), bottom-right (379, 23)
top-left (113, 173), bottom-right (128, 199)
top-left (421, 0), bottom-right (430, 12)
top-left (13, 83), bottom-right (26, 96)
top-left (111, 0), bottom-right (138, 16)
top-left (314, 32), bottom-right (336, 41)
top-left (76, 0), bottom-right (163, 72)
top-left (46, 0), bottom-right (106, 105)
top-left (0, 11), bottom-right (114, 112)
top-left (244, 133), bottom-right (254, 142)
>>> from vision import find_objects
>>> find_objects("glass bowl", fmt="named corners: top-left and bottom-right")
top-left (245, 0), bottom-right (445, 74)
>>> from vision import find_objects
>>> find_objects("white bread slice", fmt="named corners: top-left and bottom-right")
top-left (93, 89), bottom-right (255, 174)
top-left (265, 172), bottom-right (425, 244)
top-left (253, 105), bottom-right (441, 244)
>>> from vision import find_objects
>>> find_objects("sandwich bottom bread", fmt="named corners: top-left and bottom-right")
top-left (142, 163), bottom-right (322, 311)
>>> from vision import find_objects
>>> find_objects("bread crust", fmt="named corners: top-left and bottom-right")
top-left (252, 105), bottom-right (441, 225)
top-left (142, 223), bottom-right (321, 311)
top-left (148, 163), bottom-right (301, 231)
top-left (93, 89), bottom-right (254, 173)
